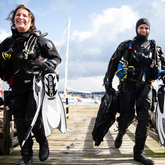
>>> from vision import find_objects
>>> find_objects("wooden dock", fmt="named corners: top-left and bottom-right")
top-left (0, 104), bottom-right (165, 164)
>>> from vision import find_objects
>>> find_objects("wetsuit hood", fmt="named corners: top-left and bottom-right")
top-left (135, 18), bottom-right (150, 42)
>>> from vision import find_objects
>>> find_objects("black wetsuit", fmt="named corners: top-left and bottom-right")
top-left (104, 36), bottom-right (164, 155)
top-left (0, 28), bottom-right (61, 160)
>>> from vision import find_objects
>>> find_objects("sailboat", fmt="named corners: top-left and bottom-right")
top-left (59, 18), bottom-right (101, 104)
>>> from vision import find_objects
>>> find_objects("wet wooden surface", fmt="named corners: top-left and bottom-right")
top-left (0, 104), bottom-right (165, 164)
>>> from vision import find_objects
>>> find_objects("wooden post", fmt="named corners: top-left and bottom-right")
top-left (66, 97), bottom-right (69, 118)
top-left (3, 91), bottom-right (13, 155)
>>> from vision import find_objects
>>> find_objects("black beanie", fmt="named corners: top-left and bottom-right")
top-left (135, 18), bottom-right (150, 41)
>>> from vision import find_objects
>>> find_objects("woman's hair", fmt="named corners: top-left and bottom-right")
top-left (6, 4), bottom-right (36, 32)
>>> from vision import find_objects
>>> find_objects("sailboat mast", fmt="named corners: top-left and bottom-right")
top-left (64, 18), bottom-right (71, 96)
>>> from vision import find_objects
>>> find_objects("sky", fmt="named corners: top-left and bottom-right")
top-left (0, 0), bottom-right (164, 92)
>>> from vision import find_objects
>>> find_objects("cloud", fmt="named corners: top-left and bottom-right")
top-left (73, 30), bottom-right (92, 41)
top-left (57, 5), bottom-right (140, 91)
top-left (58, 76), bottom-right (105, 92)
top-left (58, 5), bottom-right (138, 83)
top-left (0, 28), bottom-right (11, 42)
top-left (70, 5), bottom-right (138, 67)
top-left (73, 5), bottom-right (138, 42)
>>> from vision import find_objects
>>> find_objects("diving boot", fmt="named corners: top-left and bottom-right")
top-left (39, 138), bottom-right (49, 161)
top-left (134, 153), bottom-right (154, 165)
top-left (32, 118), bottom-right (49, 161)
top-left (114, 129), bottom-right (127, 148)
top-left (14, 156), bottom-right (33, 165)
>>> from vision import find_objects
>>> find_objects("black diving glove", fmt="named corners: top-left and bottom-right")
top-left (44, 59), bottom-right (57, 70)
top-left (27, 58), bottom-right (57, 75)
top-left (104, 82), bottom-right (115, 95)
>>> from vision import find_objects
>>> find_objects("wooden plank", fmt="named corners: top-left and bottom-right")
top-left (11, 136), bottom-right (19, 147)
top-left (2, 98), bottom-right (11, 155)
top-left (2, 91), bottom-right (14, 155)
top-left (65, 97), bottom-right (69, 118)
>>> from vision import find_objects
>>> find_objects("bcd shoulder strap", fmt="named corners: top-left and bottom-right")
top-left (122, 40), bottom-right (133, 62)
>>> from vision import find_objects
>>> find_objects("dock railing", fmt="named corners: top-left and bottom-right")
top-left (64, 97), bottom-right (69, 118)
top-left (0, 91), bottom-right (19, 155)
